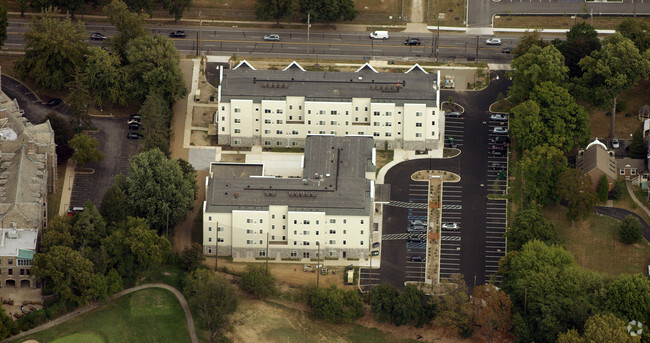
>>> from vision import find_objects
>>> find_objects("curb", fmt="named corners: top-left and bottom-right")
top-left (0, 73), bottom-right (43, 104)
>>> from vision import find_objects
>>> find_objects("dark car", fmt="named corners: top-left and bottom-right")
top-left (445, 111), bottom-right (461, 117)
top-left (46, 98), bottom-right (63, 106)
top-left (490, 145), bottom-right (507, 151)
top-left (169, 31), bottom-right (186, 38)
top-left (130, 114), bottom-right (141, 122)
top-left (489, 150), bottom-right (505, 157)
top-left (404, 38), bottom-right (422, 46)
top-left (127, 132), bottom-right (144, 139)
top-left (501, 47), bottom-right (513, 54)
top-left (407, 235), bottom-right (424, 243)
top-left (128, 122), bottom-right (141, 130)
top-left (407, 225), bottom-right (426, 233)
top-left (489, 136), bottom-right (510, 146)
top-left (410, 256), bottom-right (425, 262)
top-left (90, 32), bottom-right (107, 40)
top-left (491, 162), bottom-right (506, 171)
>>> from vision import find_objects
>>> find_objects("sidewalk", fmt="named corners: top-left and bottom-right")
top-left (625, 181), bottom-right (650, 220)
top-left (57, 160), bottom-right (76, 216)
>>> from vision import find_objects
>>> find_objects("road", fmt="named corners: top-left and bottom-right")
top-left (4, 20), bottom-right (519, 63)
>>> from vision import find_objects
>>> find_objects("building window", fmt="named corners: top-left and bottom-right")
top-left (360, 241), bottom-right (364, 245)
top-left (299, 106), bottom-right (302, 110)
top-left (319, 120), bottom-right (326, 125)
top-left (265, 109), bottom-right (271, 114)
top-left (208, 226), bottom-right (212, 231)
top-left (386, 122), bottom-right (392, 126)
top-left (277, 109), bottom-right (283, 114)
top-left (373, 122), bottom-right (380, 127)
top-left (17, 259), bottom-right (30, 266)
top-left (264, 130), bottom-right (271, 134)
top-left (416, 111), bottom-right (423, 117)
top-left (264, 141), bottom-right (271, 146)
top-left (329, 229), bottom-right (336, 234)
top-left (234, 108), bottom-right (241, 113)
top-left (416, 133), bottom-right (422, 137)
top-left (290, 251), bottom-right (298, 257)
top-left (234, 139), bottom-right (241, 145)
top-left (331, 110), bottom-right (337, 115)
top-left (303, 230), bottom-right (310, 235)
top-left (264, 119), bottom-right (271, 124)
top-left (208, 216), bottom-right (212, 221)
top-left (272, 225), bottom-right (275, 230)
top-left (234, 119), bottom-right (241, 123)
top-left (208, 237), bottom-right (212, 242)
top-left (365, 107), bottom-right (368, 111)
top-left (8, 269), bottom-right (12, 275)
top-left (331, 120), bottom-right (337, 125)
top-left (259, 229), bottom-right (263, 234)
top-left (329, 250), bottom-right (336, 257)
top-left (247, 219), bottom-right (254, 223)
top-left (218, 226), bottom-right (224, 232)
top-left (246, 229), bottom-right (254, 234)
top-left (620, 169), bottom-right (625, 175)
top-left (361, 230), bottom-right (364, 234)
top-left (343, 230), bottom-right (346, 234)
top-left (385, 132), bottom-right (392, 137)
top-left (374, 111), bottom-right (380, 116)
top-left (386, 111), bottom-right (392, 116)
top-left (303, 220), bottom-right (310, 224)
top-left (218, 237), bottom-right (224, 242)
top-left (208, 248), bottom-right (212, 254)
top-left (632, 169), bottom-right (637, 175)
top-left (431, 121), bottom-right (435, 126)
top-left (276, 130), bottom-right (283, 134)
top-left (343, 219), bottom-right (347, 224)
top-left (329, 240), bottom-right (336, 245)
top-left (303, 252), bottom-right (310, 258)
top-left (361, 219), bottom-right (364, 224)
top-left (303, 241), bottom-right (310, 246)
top-left (355, 107), bottom-right (359, 111)
top-left (234, 129), bottom-right (241, 133)
top-left (319, 130), bottom-right (326, 134)
top-left (416, 123), bottom-right (422, 127)
top-left (277, 120), bottom-right (283, 124)
top-left (259, 240), bottom-right (263, 244)
top-left (308, 110), bottom-right (312, 114)
top-left (319, 110), bottom-right (326, 115)
top-left (343, 240), bottom-right (346, 245)
top-left (373, 132), bottom-right (380, 137)
top-left (289, 105), bottom-right (293, 110)
top-left (8, 259), bottom-right (12, 265)
top-left (247, 240), bottom-right (254, 245)
top-left (330, 219), bottom-right (336, 224)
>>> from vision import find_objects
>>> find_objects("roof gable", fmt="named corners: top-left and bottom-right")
top-left (283, 61), bottom-right (306, 72)
top-left (233, 60), bottom-right (256, 71)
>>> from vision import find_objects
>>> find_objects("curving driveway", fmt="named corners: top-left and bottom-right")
top-left (2, 284), bottom-right (198, 343)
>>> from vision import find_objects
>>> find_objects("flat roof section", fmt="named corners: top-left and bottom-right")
top-left (210, 163), bottom-right (264, 178)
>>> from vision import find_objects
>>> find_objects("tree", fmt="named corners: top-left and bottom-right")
top-left (0, 5), bottom-right (7, 48)
top-left (70, 200), bottom-right (108, 250)
top-left (69, 134), bottom-right (105, 169)
top-left (370, 283), bottom-right (399, 323)
top-left (181, 242), bottom-right (205, 271)
top-left (618, 19), bottom-right (650, 52)
top-left (0, 306), bottom-right (17, 339)
top-left (578, 33), bottom-right (650, 138)
top-left (605, 273), bottom-right (650, 324)
top-left (597, 174), bottom-right (610, 202)
top-left (506, 206), bottom-right (559, 251)
top-left (104, 0), bottom-right (148, 59)
top-left (518, 144), bottom-right (567, 206)
top-left (628, 127), bottom-right (647, 159)
top-left (163, 0), bottom-right (192, 21)
top-left (468, 284), bottom-right (513, 343)
top-left (308, 284), bottom-right (364, 323)
top-left (40, 215), bottom-right (74, 253)
top-left (99, 184), bottom-right (130, 226)
top-left (66, 71), bottom-right (93, 129)
top-left (85, 47), bottom-right (126, 108)
top-left (123, 0), bottom-right (156, 15)
top-left (139, 92), bottom-right (172, 155)
top-left (509, 100), bottom-right (546, 152)
top-left (15, 8), bottom-right (88, 90)
top-left (392, 284), bottom-right (435, 327)
top-left (436, 274), bottom-right (471, 337)
top-left (255, 0), bottom-right (297, 25)
top-left (508, 44), bottom-right (568, 104)
top-left (116, 149), bottom-right (198, 233)
top-left (32, 246), bottom-right (95, 306)
top-left (612, 179), bottom-right (626, 200)
top-left (556, 168), bottom-right (597, 221)
top-left (125, 35), bottom-right (187, 104)
top-left (512, 30), bottom-right (549, 58)
top-left (184, 269), bottom-right (238, 343)
top-left (557, 313), bottom-right (641, 343)
top-left (239, 264), bottom-right (276, 298)
top-left (555, 22), bottom-right (601, 78)
top-left (618, 215), bottom-right (643, 245)
top-left (42, 112), bottom-right (75, 163)
top-left (299, 0), bottom-right (358, 24)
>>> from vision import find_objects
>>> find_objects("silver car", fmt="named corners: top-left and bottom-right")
top-left (485, 38), bottom-right (502, 45)
top-left (264, 34), bottom-right (280, 41)
top-left (493, 126), bottom-right (508, 134)
top-left (441, 222), bottom-right (458, 230)
top-left (490, 114), bottom-right (508, 121)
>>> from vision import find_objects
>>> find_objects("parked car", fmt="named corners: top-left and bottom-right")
top-left (442, 222), bottom-right (458, 230)
top-left (404, 38), bottom-right (422, 46)
top-left (490, 113), bottom-right (508, 121)
top-left (264, 34), bottom-right (280, 41)
top-left (407, 235), bottom-right (424, 243)
top-left (371, 250), bottom-right (380, 256)
top-left (493, 126), bottom-right (508, 134)
top-left (46, 98), bottom-right (63, 106)
top-left (447, 136), bottom-right (458, 148)
top-left (90, 32), bottom-right (107, 40)
top-left (612, 138), bottom-right (620, 149)
top-left (169, 31), bottom-right (186, 38)
top-left (485, 38), bottom-right (502, 45)
top-left (490, 145), bottom-right (507, 151)
top-left (489, 136), bottom-right (510, 146)
top-left (407, 225), bottom-right (427, 233)
top-left (410, 219), bottom-right (426, 226)
top-left (489, 150), bottom-right (506, 157)
top-left (128, 123), bottom-right (141, 130)
top-left (410, 256), bottom-right (425, 262)
top-left (445, 111), bottom-right (461, 117)
top-left (501, 47), bottom-right (513, 54)
top-left (130, 114), bottom-right (141, 121)
top-left (491, 162), bottom-right (506, 171)
top-left (67, 206), bottom-right (84, 217)
top-left (372, 242), bottom-right (380, 249)
top-left (127, 132), bottom-right (144, 139)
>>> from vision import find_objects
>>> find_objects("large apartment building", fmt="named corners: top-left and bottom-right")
top-left (202, 135), bottom-right (378, 263)
top-left (213, 61), bottom-right (442, 151)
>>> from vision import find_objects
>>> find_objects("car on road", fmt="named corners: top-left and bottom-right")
top-left (485, 38), bottom-right (502, 45)
top-left (445, 111), bottom-right (461, 117)
top-left (90, 32), bottom-right (107, 40)
top-left (612, 138), bottom-right (620, 149)
top-left (46, 98), bottom-right (63, 106)
top-left (501, 47), bottom-right (513, 54)
top-left (404, 38), bottom-right (422, 46)
top-left (264, 34), bottom-right (280, 41)
top-left (410, 256), bottom-right (425, 262)
top-left (407, 235), bottom-right (424, 243)
top-left (169, 31), bottom-right (186, 38)
top-left (493, 126), bottom-right (508, 134)
top-left (490, 113), bottom-right (508, 121)
top-left (127, 132), bottom-right (144, 139)
top-left (441, 222), bottom-right (458, 231)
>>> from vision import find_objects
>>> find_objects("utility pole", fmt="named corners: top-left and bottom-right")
top-left (215, 222), bottom-right (219, 271)
top-left (265, 232), bottom-right (269, 272)
top-left (436, 18), bottom-right (440, 62)
top-left (198, 11), bottom-right (202, 56)
top-left (316, 242), bottom-right (320, 288)
top-left (307, 12), bottom-right (311, 58)
top-left (475, 36), bottom-right (479, 61)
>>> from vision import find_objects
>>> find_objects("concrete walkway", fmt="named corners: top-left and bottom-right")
top-left (625, 181), bottom-right (650, 220)
top-left (2, 284), bottom-right (198, 343)
top-left (57, 160), bottom-right (76, 216)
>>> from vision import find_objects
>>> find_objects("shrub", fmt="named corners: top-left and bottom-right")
top-left (612, 179), bottom-right (626, 200)
top-left (239, 264), bottom-right (276, 298)
top-left (619, 215), bottom-right (642, 244)
top-left (597, 175), bottom-right (609, 202)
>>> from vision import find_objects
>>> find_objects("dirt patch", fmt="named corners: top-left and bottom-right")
top-left (190, 129), bottom-right (211, 146)
top-left (220, 153), bottom-right (246, 162)
top-left (191, 107), bottom-right (214, 127)
top-left (427, 0), bottom-right (466, 26)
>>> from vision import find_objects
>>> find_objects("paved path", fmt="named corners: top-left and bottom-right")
top-left (2, 284), bottom-right (198, 343)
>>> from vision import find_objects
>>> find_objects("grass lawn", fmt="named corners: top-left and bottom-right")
top-left (13, 288), bottom-right (191, 343)
top-left (543, 205), bottom-right (650, 277)
top-left (494, 15), bottom-right (650, 30)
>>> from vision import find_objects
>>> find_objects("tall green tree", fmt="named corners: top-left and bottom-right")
top-left (605, 273), bottom-right (650, 324)
top-left (100, 184), bottom-right (130, 226)
top-left (506, 207), bottom-right (559, 251)
top-left (617, 19), bottom-right (650, 52)
top-left (512, 30), bottom-right (549, 58)
top-left (66, 71), bottom-right (93, 129)
top-left (40, 215), bottom-right (74, 253)
top-left (184, 269), bottom-right (238, 343)
top-left (578, 33), bottom-right (650, 138)
top-left (308, 284), bottom-right (364, 323)
top-left (557, 313), bottom-right (641, 343)
top-left (163, 0), bottom-right (192, 22)
top-left (628, 127), bottom-right (647, 159)
top-left (597, 174), bottom-right (609, 202)
top-left (556, 168), bottom-right (597, 221)
top-left (518, 144), bottom-right (567, 206)
top-left (32, 246), bottom-right (96, 306)
top-left (69, 134), bottom-right (105, 169)
top-left (299, 0), bottom-right (358, 23)
top-left (116, 149), bottom-right (198, 233)
top-left (255, 0), bottom-right (297, 25)
top-left (508, 44), bottom-right (568, 104)
top-left (43, 112), bottom-right (75, 162)
top-left (104, 0), bottom-right (148, 59)
top-left (15, 7), bottom-right (89, 90)
top-left (70, 200), bottom-right (108, 250)
top-left (85, 47), bottom-right (126, 108)
top-left (436, 274), bottom-right (471, 337)
top-left (0, 5), bottom-right (7, 48)
top-left (125, 34), bottom-right (187, 104)
top-left (139, 92), bottom-right (172, 155)
top-left (0, 307), bottom-right (16, 340)
top-left (618, 215), bottom-right (643, 245)
top-left (508, 100), bottom-right (545, 152)
top-left (181, 242), bottom-right (205, 271)
top-left (239, 264), bottom-right (276, 298)
top-left (555, 22), bottom-right (601, 78)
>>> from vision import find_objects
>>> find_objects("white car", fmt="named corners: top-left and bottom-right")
top-left (490, 114), bottom-right (508, 121)
top-left (441, 222), bottom-right (458, 230)
top-left (264, 34), bottom-right (280, 41)
top-left (612, 138), bottom-right (619, 149)
top-left (485, 38), bottom-right (502, 45)
top-left (493, 126), bottom-right (508, 134)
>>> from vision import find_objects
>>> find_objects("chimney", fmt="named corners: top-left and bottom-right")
top-left (28, 141), bottom-right (35, 155)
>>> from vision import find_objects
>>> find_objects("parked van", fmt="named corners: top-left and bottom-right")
top-left (369, 31), bottom-right (389, 40)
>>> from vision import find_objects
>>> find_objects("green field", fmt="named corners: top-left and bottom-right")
top-left (13, 288), bottom-right (191, 343)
